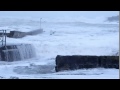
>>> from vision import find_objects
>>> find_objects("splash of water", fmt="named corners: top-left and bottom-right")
top-left (1, 44), bottom-right (36, 61)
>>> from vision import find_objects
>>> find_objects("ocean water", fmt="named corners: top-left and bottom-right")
top-left (0, 16), bottom-right (119, 79)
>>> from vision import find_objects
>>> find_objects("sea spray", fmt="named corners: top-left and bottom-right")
top-left (0, 44), bottom-right (36, 61)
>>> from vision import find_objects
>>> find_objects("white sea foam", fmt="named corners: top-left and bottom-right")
top-left (0, 15), bottom-right (119, 79)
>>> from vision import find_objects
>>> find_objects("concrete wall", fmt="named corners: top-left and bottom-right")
top-left (7, 31), bottom-right (26, 38)
top-left (7, 29), bottom-right (43, 38)
top-left (0, 44), bottom-right (36, 62)
top-left (55, 55), bottom-right (119, 72)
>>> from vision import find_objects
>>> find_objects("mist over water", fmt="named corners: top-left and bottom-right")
top-left (0, 11), bottom-right (119, 27)
top-left (0, 11), bottom-right (119, 79)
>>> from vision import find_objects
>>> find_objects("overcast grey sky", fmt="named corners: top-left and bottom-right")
top-left (0, 11), bottom-right (119, 18)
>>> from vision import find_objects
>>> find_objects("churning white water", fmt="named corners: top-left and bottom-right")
top-left (16, 44), bottom-right (36, 60)
top-left (1, 44), bottom-right (36, 61)
top-left (2, 49), bottom-right (20, 61)
top-left (0, 12), bottom-right (119, 79)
